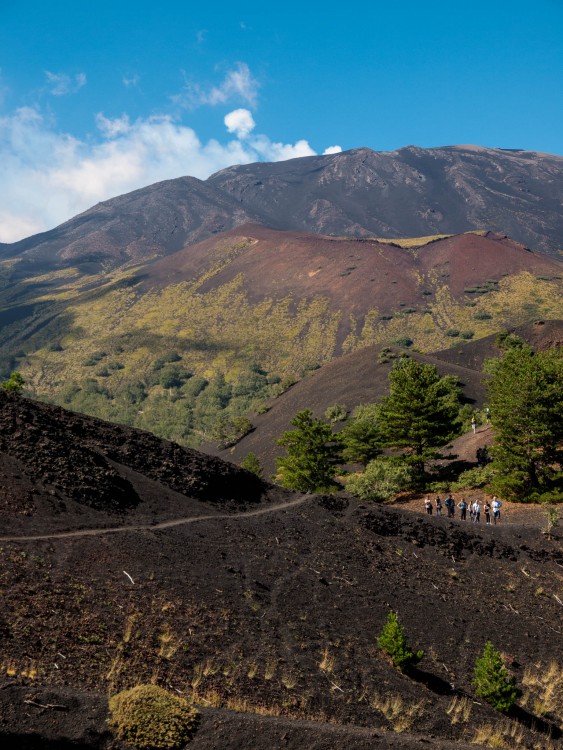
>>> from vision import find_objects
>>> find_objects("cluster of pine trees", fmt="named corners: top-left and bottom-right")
top-left (271, 343), bottom-right (563, 503)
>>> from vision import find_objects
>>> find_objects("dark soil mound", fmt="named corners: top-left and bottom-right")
top-left (1, 398), bottom-right (561, 749)
top-left (0, 392), bottom-right (267, 535)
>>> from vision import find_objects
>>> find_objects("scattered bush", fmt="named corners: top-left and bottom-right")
top-left (325, 403), bottom-right (348, 423)
top-left (1, 371), bottom-right (25, 395)
top-left (378, 611), bottom-right (424, 672)
top-left (473, 642), bottom-right (521, 713)
top-left (459, 330), bottom-right (474, 340)
top-left (346, 459), bottom-right (411, 502)
top-left (393, 336), bottom-right (413, 348)
top-left (474, 311), bottom-right (493, 320)
top-left (108, 684), bottom-right (199, 749)
top-left (451, 465), bottom-right (495, 491)
top-left (447, 329), bottom-right (460, 337)
top-left (240, 452), bottom-right (263, 478)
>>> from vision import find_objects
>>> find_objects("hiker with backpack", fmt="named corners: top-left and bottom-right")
top-left (458, 498), bottom-right (467, 521)
top-left (435, 497), bottom-right (443, 516)
top-left (472, 500), bottom-right (481, 523)
top-left (424, 497), bottom-right (433, 515)
top-left (444, 494), bottom-right (455, 518)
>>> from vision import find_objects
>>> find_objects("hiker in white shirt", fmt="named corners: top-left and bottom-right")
top-left (472, 500), bottom-right (481, 523)
top-left (491, 497), bottom-right (502, 525)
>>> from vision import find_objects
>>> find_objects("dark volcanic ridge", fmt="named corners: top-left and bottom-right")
top-left (2, 145), bottom-right (563, 274)
top-left (0, 391), bottom-right (267, 535)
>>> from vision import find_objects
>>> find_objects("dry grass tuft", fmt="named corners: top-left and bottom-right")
top-left (446, 695), bottom-right (472, 724)
top-left (318, 647), bottom-right (335, 673)
top-left (521, 660), bottom-right (563, 722)
top-left (370, 692), bottom-right (425, 732)
top-left (471, 723), bottom-right (507, 748)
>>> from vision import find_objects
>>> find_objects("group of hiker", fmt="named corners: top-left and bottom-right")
top-left (424, 494), bottom-right (503, 525)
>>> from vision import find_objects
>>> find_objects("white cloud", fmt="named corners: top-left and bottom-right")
top-left (249, 135), bottom-right (316, 161)
top-left (95, 113), bottom-right (131, 138)
top-left (323, 145), bottom-right (342, 154)
top-left (175, 62), bottom-right (259, 109)
top-left (0, 105), bottom-right (339, 242)
top-left (45, 71), bottom-right (87, 96)
top-left (224, 108), bottom-right (255, 139)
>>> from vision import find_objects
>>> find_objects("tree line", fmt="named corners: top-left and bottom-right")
top-left (266, 343), bottom-right (563, 504)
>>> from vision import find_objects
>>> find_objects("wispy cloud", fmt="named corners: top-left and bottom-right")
top-left (323, 145), bottom-right (342, 154)
top-left (44, 71), bottom-right (87, 96)
top-left (122, 74), bottom-right (140, 88)
top-left (0, 105), bottom-right (340, 242)
top-left (175, 62), bottom-right (259, 109)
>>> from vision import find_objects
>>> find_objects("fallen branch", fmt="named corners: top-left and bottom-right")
top-left (24, 699), bottom-right (67, 710)
top-left (123, 570), bottom-right (134, 584)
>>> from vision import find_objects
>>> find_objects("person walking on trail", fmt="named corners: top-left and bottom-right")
top-left (471, 416), bottom-right (477, 434)
top-left (445, 494), bottom-right (455, 518)
top-left (458, 498), bottom-right (467, 521)
top-left (435, 497), bottom-right (443, 516)
top-left (491, 497), bottom-right (502, 524)
top-left (472, 500), bottom-right (481, 523)
top-left (424, 497), bottom-right (433, 515)
top-left (484, 501), bottom-right (491, 525)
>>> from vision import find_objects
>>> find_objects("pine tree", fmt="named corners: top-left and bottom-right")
top-left (275, 410), bottom-right (341, 493)
top-left (473, 642), bottom-right (521, 712)
top-left (378, 359), bottom-right (461, 480)
top-left (339, 403), bottom-right (382, 466)
top-left (240, 452), bottom-right (263, 478)
top-left (486, 345), bottom-right (563, 501)
top-left (377, 610), bottom-right (423, 672)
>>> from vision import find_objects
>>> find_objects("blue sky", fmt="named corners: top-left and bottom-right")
top-left (0, 0), bottom-right (562, 241)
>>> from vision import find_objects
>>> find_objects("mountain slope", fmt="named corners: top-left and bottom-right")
top-left (216, 320), bottom-right (563, 473)
top-left (1, 226), bottom-right (560, 450)
top-left (2, 145), bottom-right (562, 271)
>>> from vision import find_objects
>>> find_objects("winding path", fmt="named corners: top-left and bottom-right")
top-left (0, 494), bottom-right (310, 543)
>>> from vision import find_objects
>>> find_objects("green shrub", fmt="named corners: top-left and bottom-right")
top-left (240, 452), bottom-right (263, 478)
top-left (378, 611), bottom-right (423, 672)
top-left (447, 328), bottom-right (460, 337)
top-left (325, 403), bottom-right (348, 423)
top-left (474, 311), bottom-right (492, 320)
top-left (459, 331), bottom-right (474, 340)
top-left (451, 464), bottom-right (495, 491)
top-left (346, 459), bottom-right (411, 502)
top-left (1, 371), bottom-right (25, 395)
top-left (473, 642), bottom-right (521, 712)
top-left (393, 336), bottom-right (413, 348)
top-left (108, 684), bottom-right (199, 749)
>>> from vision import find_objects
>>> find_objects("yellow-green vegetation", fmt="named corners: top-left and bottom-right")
top-left (372, 230), bottom-right (487, 248)
top-left (1, 226), bottom-right (561, 450)
top-left (343, 273), bottom-right (563, 354)
top-left (108, 684), bottom-right (199, 749)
